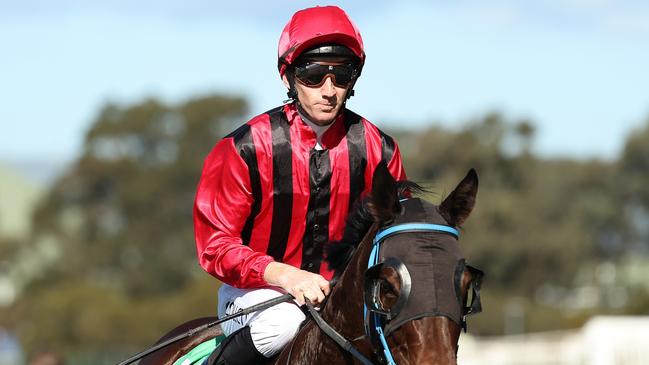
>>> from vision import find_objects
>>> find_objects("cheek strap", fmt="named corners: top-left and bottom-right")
top-left (457, 263), bottom-right (484, 332)
top-left (466, 265), bottom-right (484, 316)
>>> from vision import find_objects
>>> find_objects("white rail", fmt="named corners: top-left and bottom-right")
top-left (458, 316), bottom-right (649, 365)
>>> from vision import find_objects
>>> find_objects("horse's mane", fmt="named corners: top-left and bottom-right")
top-left (324, 180), bottom-right (426, 278)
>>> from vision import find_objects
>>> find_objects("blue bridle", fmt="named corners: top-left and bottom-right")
top-left (364, 222), bottom-right (460, 365)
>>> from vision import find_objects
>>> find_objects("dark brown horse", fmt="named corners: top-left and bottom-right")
top-left (139, 163), bottom-right (482, 365)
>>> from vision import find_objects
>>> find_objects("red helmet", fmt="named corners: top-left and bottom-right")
top-left (278, 6), bottom-right (365, 77)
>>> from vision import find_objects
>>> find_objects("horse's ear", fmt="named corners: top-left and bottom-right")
top-left (367, 160), bottom-right (400, 223)
top-left (439, 169), bottom-right (479, 227)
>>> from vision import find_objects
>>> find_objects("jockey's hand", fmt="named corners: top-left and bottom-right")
top-left (263, 262), bottom-right (330, 306)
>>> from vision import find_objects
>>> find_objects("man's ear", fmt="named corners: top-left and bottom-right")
top-left (439, 169), bottom-right (479, 227)
top-left (281, 74), bottom-right (290, 89)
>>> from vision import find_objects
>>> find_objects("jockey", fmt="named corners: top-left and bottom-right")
top-left (194, 6), bottom-right (407, 365)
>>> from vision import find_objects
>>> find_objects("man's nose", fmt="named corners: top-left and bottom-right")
top-left (321, 75), bottom-right (336, 97)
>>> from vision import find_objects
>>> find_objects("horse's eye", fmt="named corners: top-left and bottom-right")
top-left (380, 280), bottom-right (398, 299)
top-left (462, 282), bottom-right (475, 314)
top-left (377, 280), bottom-right (400, 313)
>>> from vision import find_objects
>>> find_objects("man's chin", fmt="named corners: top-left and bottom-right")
top-left (313, 116), bottom-right (335, 125)
top-left (312, 109), bottom-right (339, 124)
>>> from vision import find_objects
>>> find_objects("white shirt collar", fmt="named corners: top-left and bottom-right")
top-left (297, 109), bottom-right (334, 150)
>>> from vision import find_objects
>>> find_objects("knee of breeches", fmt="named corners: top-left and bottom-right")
top-left (275, 306), bottom-right (304, 339)
top-left (249, 303), bottom-right (305, 353)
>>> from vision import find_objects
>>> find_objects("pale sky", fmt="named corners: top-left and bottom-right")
top-left (2, 0), bottom-right (649, 166)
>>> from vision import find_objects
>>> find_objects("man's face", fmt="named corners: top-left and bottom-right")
top-left (283, 60), bottom-right (353, 126)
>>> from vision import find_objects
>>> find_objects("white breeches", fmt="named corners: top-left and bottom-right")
top-left (217, 284), bottom-right (306, 357)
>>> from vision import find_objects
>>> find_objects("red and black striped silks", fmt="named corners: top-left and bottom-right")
top-left (193, 103), bottom-right (406, 288)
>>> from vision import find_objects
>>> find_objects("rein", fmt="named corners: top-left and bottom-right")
top-left (116, 293), bottom-right (294, 365)
top-left (305, 300), bottom-right (375, 365)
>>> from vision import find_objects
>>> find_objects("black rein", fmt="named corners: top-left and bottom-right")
top-left (304, 299), bottom-right (376, 365)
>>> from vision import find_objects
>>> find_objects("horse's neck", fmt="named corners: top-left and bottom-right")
top-left (274, 225), bottom-right (378, 364)
top-left (322, 223), bottom-right (379, 334)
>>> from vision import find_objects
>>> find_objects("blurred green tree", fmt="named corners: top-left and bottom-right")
top-left (7, 95), bottom-right (247, 357)
top-left (618, 116), bottom-right (649, 254)
top-left (30, 95), bottom-right (247, 297)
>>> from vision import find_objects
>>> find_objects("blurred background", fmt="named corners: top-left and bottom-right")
top-left (1, 0), bottom-right (649, 364)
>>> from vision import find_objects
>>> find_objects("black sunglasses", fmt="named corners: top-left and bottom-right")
top-left (293, 62), bottom-right (358, 88)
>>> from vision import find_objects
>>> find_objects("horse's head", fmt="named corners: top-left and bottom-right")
top-left (327, 162), bottom-right (482, 365)
top-left (367, 162), bottom-right (482, 365)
